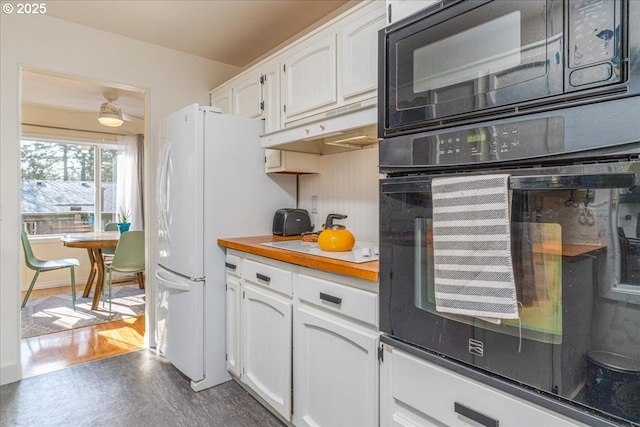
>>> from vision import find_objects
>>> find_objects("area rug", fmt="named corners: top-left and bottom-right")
top-left (21, 284), bottom-right (145, 339)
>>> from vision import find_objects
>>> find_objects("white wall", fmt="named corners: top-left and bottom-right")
top-left (0, 13), bottom-right (240, 385)
top-left (298, 147), bottom-right (380, 243)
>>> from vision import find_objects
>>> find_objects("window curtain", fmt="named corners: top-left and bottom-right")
top-left (116, 134), bottom-right (144, 230)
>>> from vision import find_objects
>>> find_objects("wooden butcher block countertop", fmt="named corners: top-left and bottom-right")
top-left (218, 235), bottom-right (379, 283)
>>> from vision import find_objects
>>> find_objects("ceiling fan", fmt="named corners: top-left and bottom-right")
top-left (97, 92), bottom-right (143, 127)
top-left (98, 93), bottom-right (123, 127)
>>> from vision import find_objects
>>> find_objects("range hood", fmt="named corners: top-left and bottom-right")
top-left (259, 100), bottom-right (379, 155)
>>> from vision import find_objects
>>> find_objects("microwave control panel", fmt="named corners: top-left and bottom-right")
top-left (412, 117), bottom-right (565, 165)
top-left (568, 0), bottom-right (617, 69)
top-left (567, 0), bottom-right (621, 88)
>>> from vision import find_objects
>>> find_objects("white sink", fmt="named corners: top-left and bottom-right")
top-left (261, 240), bottom-right (379, 264)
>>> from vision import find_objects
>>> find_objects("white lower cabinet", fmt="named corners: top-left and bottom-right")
top-left (225, 252), bottom-right (242, 377)
top-left (293, 273), bottom-right (379, 427)
top-left (242, 283), bottom-right (292, 421)
top-left (380, 345), bottom-right (586, 427)
top-left (225, 275), bottom-right (242, 377)
top-left (241, 258), bottom-right (293, 422)
top-left (224, 249), bottom-right (380, 426)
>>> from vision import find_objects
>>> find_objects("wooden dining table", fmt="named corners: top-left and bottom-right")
top-left (61, 231), bottom-right (120, 310)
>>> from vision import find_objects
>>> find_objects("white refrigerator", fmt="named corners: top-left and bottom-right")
top-left (155, 104), bottom-right (295, 391)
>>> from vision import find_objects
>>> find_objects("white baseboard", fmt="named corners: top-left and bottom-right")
top-left (1, 363), bottom-right (22, 385)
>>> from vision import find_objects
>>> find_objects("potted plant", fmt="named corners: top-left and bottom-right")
top-left (117, 208), bottom-right (131, 233)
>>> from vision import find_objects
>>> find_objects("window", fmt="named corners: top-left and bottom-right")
top-left (21, 139), bottom-right (118, 235)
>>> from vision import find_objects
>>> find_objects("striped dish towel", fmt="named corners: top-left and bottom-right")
top-left (431, 174), bottom-right (519, 321)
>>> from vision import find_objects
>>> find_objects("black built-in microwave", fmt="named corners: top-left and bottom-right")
top-left (379, 0), bottom-right (640, 139)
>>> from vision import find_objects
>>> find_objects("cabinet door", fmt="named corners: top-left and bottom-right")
top-left (265, 150), bottom-right (321, 174)
top-left (261, 61), bottom-right (281, 133)
top-left (225, 275), bottom-right (241, 377)
top-left (386, 0), bottom-right (438, 25)
top-left (341, 4), bottom-right (386, 99)
top-left (282, 32), bottom-right (337, 122)
top-left (210, 85), bottom-right (232, 114)
top-left (381, 346), bottom-right (585, 427)
top-left (232, 73), bottom-right (263, 119)
top-left (294, 305), bottom-right (379, 427)
top-left (242, 283), bottom-right (292, 421)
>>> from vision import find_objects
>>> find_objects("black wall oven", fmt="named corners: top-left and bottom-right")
top-left (379, 1), bottom-right (640, 426)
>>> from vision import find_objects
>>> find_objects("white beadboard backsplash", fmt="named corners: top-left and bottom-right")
top-left (298, 147), bottom-right (380, 243)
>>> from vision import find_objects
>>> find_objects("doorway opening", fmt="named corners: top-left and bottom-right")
top-left (19, 67), bottom-right (148, 378)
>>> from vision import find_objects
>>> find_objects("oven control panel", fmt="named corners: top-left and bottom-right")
top-left (412, 117), bottom-right (565, 165)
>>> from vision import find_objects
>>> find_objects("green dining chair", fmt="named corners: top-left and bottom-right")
top-left (102, 222), bottom-right (119, 259)
top-left (21, 230), bottom-right (80, 309)
top-left (104, 230), bottom-right (145, 316)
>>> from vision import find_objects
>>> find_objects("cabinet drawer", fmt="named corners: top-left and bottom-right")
top-left (391, 349), bottom-right (582, 427)
top-left (225, 253), bottom-right (242, 277)
top-left (244, 259), bottom-right (293, 296)
top-left (296, 273), bottom-right (378, 327)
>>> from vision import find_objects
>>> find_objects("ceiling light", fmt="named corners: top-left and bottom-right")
top-left (98, 103), bottom-right (123, 127)
top-left (98, 93), bottom-right (124, 127)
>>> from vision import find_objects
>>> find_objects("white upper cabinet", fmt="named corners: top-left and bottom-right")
top-left (232, 72), bottom-right (262, 119)
top-left (210, 1), bottom-right (385, 153)
top-left (209, 82), bottom-right (232, 114)
top-left (260, 60), bottom-right (281, 133)
top-left (340, 4), bottom-right (386, 100)
top-left (281, 32), bottom-right (337, 124)
top-left (386, 0), bottom-right (439, 26)
top-left (210, 58), bottom-right (281, 134)
top-left (265, 150), bottom-right (321, 174)
top-left (231, 58), bottom-right (281, 133)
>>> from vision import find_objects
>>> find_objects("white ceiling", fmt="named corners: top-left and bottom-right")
top-left (45, 0), bottom-right (352, 68)
top-left (22, 69), bottom-right (146, 119)
top-left (22, 0), bottom-right (353, 131)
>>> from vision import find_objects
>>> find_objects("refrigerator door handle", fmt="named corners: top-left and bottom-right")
top-left (155, 270), bottom-right (191, 291)
top-left (157, 143), bottom-right (172, 245)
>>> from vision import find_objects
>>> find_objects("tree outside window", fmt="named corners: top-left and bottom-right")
top-left (21, 139), bottom-right (118, 235)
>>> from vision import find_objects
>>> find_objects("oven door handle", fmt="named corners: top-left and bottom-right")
top-left (381, 180), bottom-right (432, 194)
top-left (382, 172), bottom-right (635, 194)
top-left (510, 172), bottom-right (635, 190)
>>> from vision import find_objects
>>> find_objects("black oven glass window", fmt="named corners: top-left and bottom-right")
top-left (409, 177), bottom-right (640, 338)
top-left (414, 216), bottom-right (564, 345)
